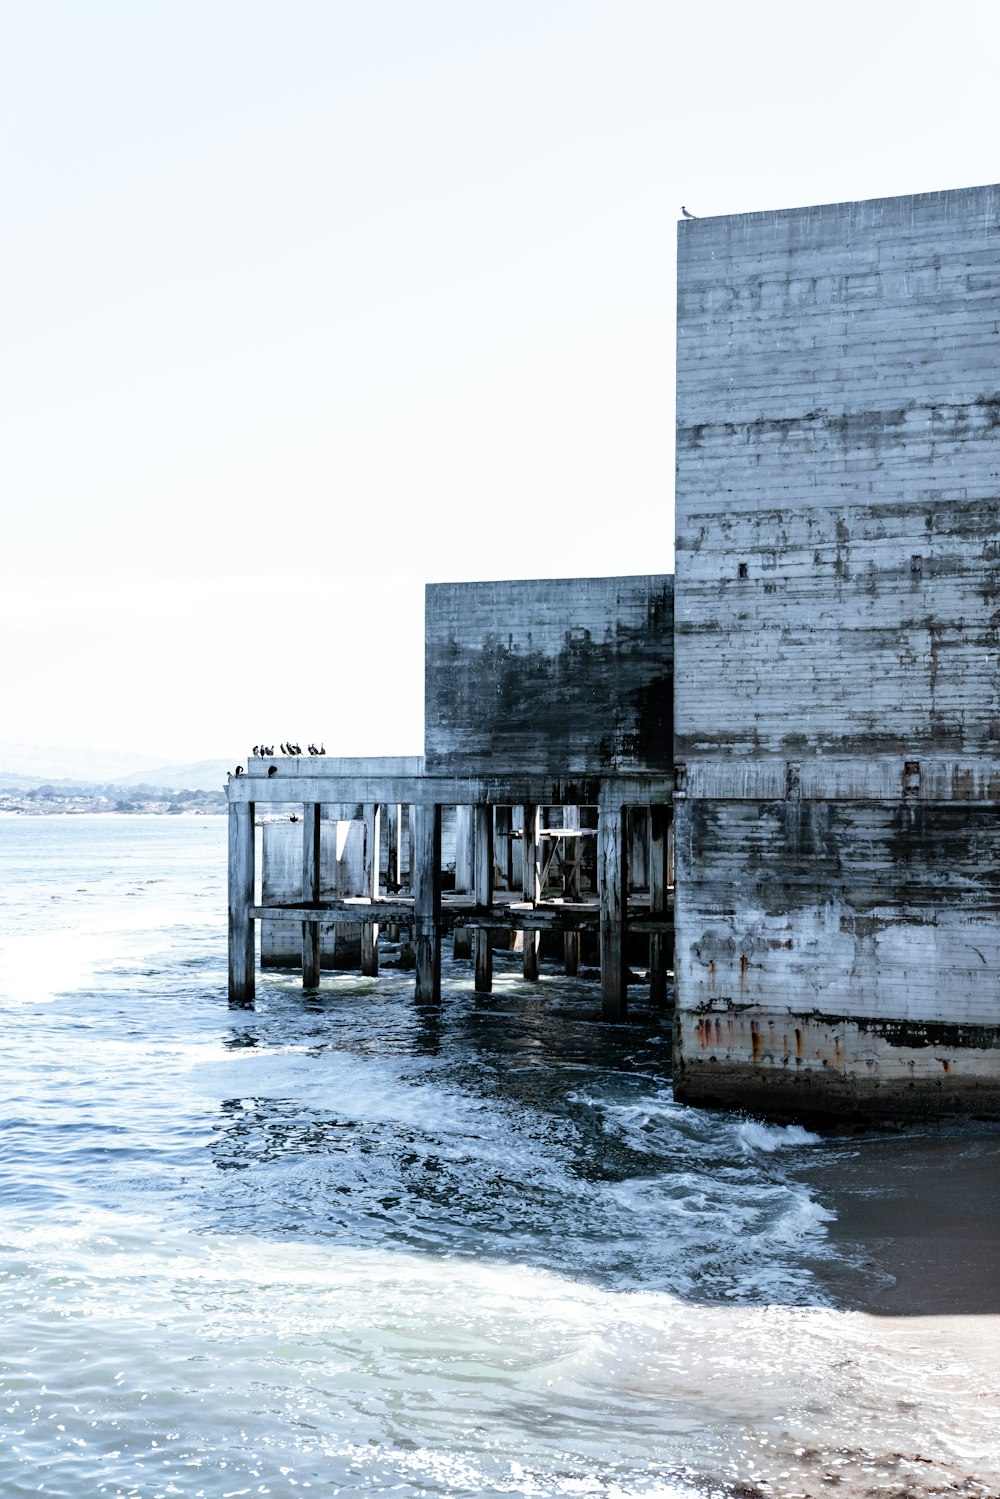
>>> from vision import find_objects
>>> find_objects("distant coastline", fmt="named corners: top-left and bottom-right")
top-left (0, 783), bottom-right (226, 816)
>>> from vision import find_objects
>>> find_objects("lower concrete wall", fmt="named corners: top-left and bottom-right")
top-left (673, 798), bottom-right (1000, 1119)
top-left (261, 813), bottom-right (367, 968)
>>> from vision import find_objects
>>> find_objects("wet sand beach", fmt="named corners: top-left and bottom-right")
top-left (794, 1125), bottom-right (1000, 1317)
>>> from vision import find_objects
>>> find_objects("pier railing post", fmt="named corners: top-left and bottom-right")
top-left (522, 803), bottom-right (541, 981)
top-left (649, 805), bottom-right (667, 1009)
top-left (228, 800), bottom-right (256, 1003)
top-left (599, 795), bottom-right (628, 1020)
top-left (474, 804), bottom-right (493, 992)
top-left (412, 802), bottom-right (441, 1002)
top-left (302, 801), bottom-right (321, 988)
top-left (361, 803), bottom-right (381, 976)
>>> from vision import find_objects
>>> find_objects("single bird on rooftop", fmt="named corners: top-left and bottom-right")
top-left (681, 205), bottom-right (697, 219)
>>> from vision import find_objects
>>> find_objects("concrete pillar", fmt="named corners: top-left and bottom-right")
top-left (301, 802), bottom-right (321, 988)
top-left (412, 803), bottom-right (441, 1003)
top-left (599, 797), bottom-right (628, 1020)
top-left (361, 803), bottom-right (381, 976)
top-left (522, 803), bottom-right (541, 981)
top-left (648, 804), bottom-right (668, 1009)
top-left (228, 800), bottom-right (256, 1003)
top-left (474, 803), bottom-right (493, 992)
top-left (453, 804), bottom-right (473, 959)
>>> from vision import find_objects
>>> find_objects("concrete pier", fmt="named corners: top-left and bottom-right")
top-left (227, 576), bottom-right (674, 1011)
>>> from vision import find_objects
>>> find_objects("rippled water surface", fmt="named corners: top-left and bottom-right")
top-left (1, 815), bottom-right (998, 1498)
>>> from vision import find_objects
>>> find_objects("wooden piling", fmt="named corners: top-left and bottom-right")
top-left (649, 804), bottom-right (667, 1008)
top-left (599, 797), bottom-right (628, 1020)
top-left (495, 805), bottom-right (518, 950)
top-left (495, 806), bottom-right (514, 890)
top-left (453, 804), bottom-right (473, 959)
top-left (412, 802), bottom-right (441, 1002)
top-left (563, 804), bottom-right (581, 976)
top-left (474, 803), bottom-right (493, 992)
top-left (384, 801), bottom-right (401, 940)
top-left (228, 800), bottom-right (256, 1003)
top-left (301, 802), bottom-right (322, 988)
top-left (361, 803), bottom-right (381, 976)
top-left (522, 803), bottom-right (541, 981)
top-left (385, 803), bottom-right (401, 892)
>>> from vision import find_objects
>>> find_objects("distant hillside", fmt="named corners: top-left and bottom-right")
top-left (0, 745), bottom-right (231, 793)
top-left (117, 760), bottom-right (231, 792)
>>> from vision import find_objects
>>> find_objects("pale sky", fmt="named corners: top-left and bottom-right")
top-left (4, 0), bottom-right (999, 771)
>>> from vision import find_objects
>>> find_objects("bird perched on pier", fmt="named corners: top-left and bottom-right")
top-left (681, 206), bottom-right (697, 219)
top-left (261, 745), bottom-right (274, 757)
top-left (307, 743), bottom-right (318, 756)
top-left (268, 764), bottom-right (278, 777)
top-left (252, 745), bottom-right (259, 757)
top-left (318, 743), bottom-right (326, 755)
top-left (280, 743), bottom-right (290, 755)
top-left (234, 765), bottom-right (244, 777)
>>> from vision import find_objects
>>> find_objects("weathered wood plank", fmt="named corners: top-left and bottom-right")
top-left (228, 801), bottom-right (256, 1003)
top-left (250, 895), bottom-right (669, 928)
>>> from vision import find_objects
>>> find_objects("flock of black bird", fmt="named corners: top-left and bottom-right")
top-left (229, 742), bottom-right (327, 780)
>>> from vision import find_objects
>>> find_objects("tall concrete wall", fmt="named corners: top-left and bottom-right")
top-left (673, 183), bottom-right (1000, 1118)
top-left (424, 576), bottom-right (673, 775)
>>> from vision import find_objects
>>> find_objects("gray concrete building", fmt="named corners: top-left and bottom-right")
top-left (672, 182), bottom-right (1000, 1117)
top-left (230, 180), bottom-right (1000, 1121)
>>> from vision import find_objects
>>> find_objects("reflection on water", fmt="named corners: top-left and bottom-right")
top-left (0, 816), bottom-right (998, 1498)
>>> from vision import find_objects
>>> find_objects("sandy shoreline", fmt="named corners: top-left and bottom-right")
top-left (792, 1125), bottom-right (1000, 1317)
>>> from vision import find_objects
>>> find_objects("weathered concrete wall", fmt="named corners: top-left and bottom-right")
top-left (674, 183), bottom-right (1000, 1118)
top-left (424, 576), bottom-right (672, 775)
top-left (261, 814), bottom-right (367, 968)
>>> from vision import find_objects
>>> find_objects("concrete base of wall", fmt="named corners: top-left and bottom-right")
top-left (674, 1011), bottom-right (1000, 1122)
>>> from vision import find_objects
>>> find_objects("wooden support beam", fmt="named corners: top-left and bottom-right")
top-left (599, 799), bottom-right (629, 1020)
top-left (361, 803), bottom-right (381, 976)
top-left (563, 805), bottom-right (581, 976)
top-left (251, 895), bottom-right (647, 932)
top-left (522, 803), bottom-right (541, 981)
top-left (648, 805), bottom-right (668, 1009)
top-left (474, 803), bottom-right (493, 992)
top-left (228, 801), bottom-right (256, 1003)
top-left (412, 803), bottom-right (441, 1002)
top-left (301, 802), bottom-right (322, 988)
top-left (453, 804), bottom-right (473, 958)
top-left (228, 770), bottom-right (672, 809)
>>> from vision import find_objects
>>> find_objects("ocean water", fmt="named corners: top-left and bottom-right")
top-left (0, 815), bottom-right (997, 1499)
